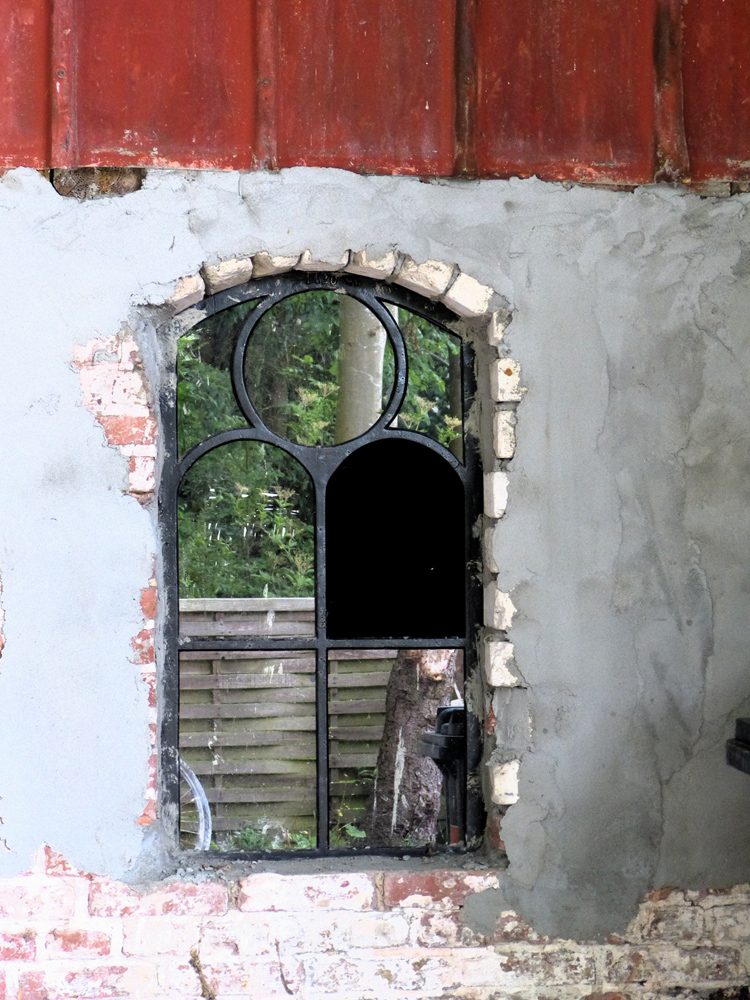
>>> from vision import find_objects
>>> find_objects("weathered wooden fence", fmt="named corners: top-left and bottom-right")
top-left (178, 598), bottom-right (395, 846)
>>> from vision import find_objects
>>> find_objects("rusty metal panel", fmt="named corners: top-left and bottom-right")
top-left (273, 0), bottom-right (456, 175)
top-left (0, 0), bottom-right (50, 168)
top-left (683, 0), bottom-right (750, 182)
top-left (473, 0), bottom-right (659, 183)
top-left (54, 0), bottom-right (259, 168)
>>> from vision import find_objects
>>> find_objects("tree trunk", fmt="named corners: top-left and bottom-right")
top-left (366, 648), bottom-right (457, 847)
top-left (334, 296), bottom-right (387, 443)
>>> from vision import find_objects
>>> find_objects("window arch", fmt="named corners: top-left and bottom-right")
top-left (160, 271), bottom-right (483, 855)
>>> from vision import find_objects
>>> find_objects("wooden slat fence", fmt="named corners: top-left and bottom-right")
top-left (178, 599), bottom-right (394, 846)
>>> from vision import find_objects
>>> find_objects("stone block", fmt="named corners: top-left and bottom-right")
top-left (484, 470), bottom-right (509, 518)
top-left (488, 311), bottom-right (508, 346)
top-left (485, 640), bottom-right (519, 687)
top-left (494, 410), bottom-right (516, 459)
top-left (484, 526), bottom-right (499, 574)
top-left (442, 271), bottom-right (493, 318)
top-left (202, 257), bottom-right (254, 294)
top-left (238, 873), bottom-right (376, 911)
top-left (345, 249), bottom-right (398, 280)
top-left (251, 251), bottom-right (301, 276)
top-left (167, 273), bottom-right (205, 312)
top-left (296, 249), bottom-right (349, 271)
top-left (484, 583), bottom-right (517, 631)
top-left (488, 759), bottom-right (520, 805)
top-left (395, 257), bottom-right (455, 298)
top-left (490, 359), bottom-right (525, 402)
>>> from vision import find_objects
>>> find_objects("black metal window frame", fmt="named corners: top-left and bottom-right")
top-left (159, 270), bottom-right (484, 858)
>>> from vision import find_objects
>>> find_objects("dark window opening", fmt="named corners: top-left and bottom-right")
top-left (160, 272), bottom-right (484, 857)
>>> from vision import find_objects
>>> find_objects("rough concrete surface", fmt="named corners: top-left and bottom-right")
top-left (0, 167), bottom-right (749, 940)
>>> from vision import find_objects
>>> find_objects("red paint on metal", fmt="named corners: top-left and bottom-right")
top-left (653, 0), bottom-right (689, 182)
top-left (683, 0), bottom-right (750, 182)
top-left (1, 0), bottom-right (749, 183)
top-left (274, 0), bottom-right (456, 175)
top-left (473, 0), bottom-right (659, 183)
top-left (0, 0), bottom-right (50, 168)
top-left (59, 0), bottom-right (259, 168)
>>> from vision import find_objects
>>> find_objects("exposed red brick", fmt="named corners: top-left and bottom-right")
top-left (647, 885), bottom-right (678, 902)
top-left (0, 968), bottom-right (5, 1000)
top-left (484, 810), bottom-right (506, 853)
top-left (383, 871), bottom-right (497, 909)
top-left (485, 701), bottom-right (497, 734)
top-left (138, 881), bottom-right (228, 916)
top-left (17, 971), bottom-right (47, 1000)
top-left (131, 628), bottom-right (154, 664)
top-left (47, 928), bottom-right (111, 957)
top-left (137, 799), bottom-right (157, 826)
top-left (42, 846), bottom-right (89, 879)
top-left (140, 586), bottom-right (157, 621)
top-left (490, 910), bottom-right (547, 944)
top-left (88, 878), bottom-right (142, 917)
top-left (98, 415), bottom-right (156, 447)
top-left (0, 930), bottom-right (35, 961)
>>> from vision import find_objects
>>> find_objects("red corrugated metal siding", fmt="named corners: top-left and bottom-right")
top-left (1, 0), bottom-right (749, 183)
top-left (473, 0), bottom-right (659, 183)
top-left (274, 0), bottom-right (456, 175)
top-left (0, 0), bottom-right (50, 169)
top-left (683, 0), bottom-right (750, 183)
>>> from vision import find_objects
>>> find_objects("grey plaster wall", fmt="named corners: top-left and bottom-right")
top-left (0, 167), bottom-right (748, 938)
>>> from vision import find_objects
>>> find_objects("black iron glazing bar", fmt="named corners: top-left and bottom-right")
top-left (315, 474), bottom-right (329, 850)
top-left (179, 636), bottom-right (468, 653)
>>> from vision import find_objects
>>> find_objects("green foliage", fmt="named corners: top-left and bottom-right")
top-left (176, 290), bottom-right (462, 599)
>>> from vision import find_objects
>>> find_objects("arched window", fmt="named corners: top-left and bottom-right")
top-left (160, 271), bottom-right (483, 855)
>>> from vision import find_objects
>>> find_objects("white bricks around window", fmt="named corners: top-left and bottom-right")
top-left (490, 359), bottom-right (525, 402)
top-left (251, 251), bottom-right (301, 277)
top-left (297, 249), bottom-right (350, 271)
top-left (484, 470), bottom-right (509, 518)
top-left (484, 583), bottom-right (516, 631)
top-left (488, 759), bottom-right (520, 805)
top-left (441, 270), bottom-right (493, 318)
top-left (487, 311), bottom-right (507, 346)
top-left (485, 640), bottom-right (519, 687)
top-left (345, 249), bottom-right (399, 280)
top-left (484, 526), bottom-right (499, 574)
top-left (167, 273), bottom-right (205, 312)
top-left (493, 411), bottom-right (516, 459)
top-left (202, 257), bottom-right (254, 294)
top-left (395, 257), bottom-right (455, 298)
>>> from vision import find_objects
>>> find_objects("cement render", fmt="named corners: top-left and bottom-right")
top-left (0, 167), bottom-right (748, 938)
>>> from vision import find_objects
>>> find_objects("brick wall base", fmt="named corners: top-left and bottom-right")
top-left (0, 848), bottom-right (747, 999)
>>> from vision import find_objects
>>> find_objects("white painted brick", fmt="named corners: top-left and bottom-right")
top-left (494, 410), bottom-right (516, 459)
top-left (484, 470), bottom-right (509, 518)
top-left (490, 359), bottom-right (525, 402)
top-left (297, 249), bottom-right (350, 271)
top-left (345, 249), bottom-right (398, 280)
top-left (484, 583), bottom-right (517, 631)
top-left (485, 640), bottom-right (519, 687)
top-left (251, 251), bottom-right (301, 277)
top-left (167, 273), bottom-right (205, 312)
top-left (202, 257), bottom-right (254, 294)
top-left (396, 257), bottom-right (455, 298)
top-left (488, 759), bottom-right (520, 805)
top-left (442, 271), bottom-right (493, 318)
top-left (488, 310), bottom-right (508, 346)
top-left (484, 526), bottom-right (499, 574)
top-left (238, 872), bottom-right (376, 911)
